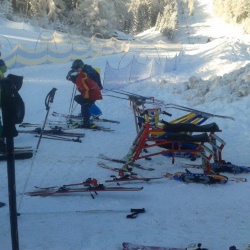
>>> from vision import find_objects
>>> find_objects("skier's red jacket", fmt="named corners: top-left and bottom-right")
top-left (76, 71), bottom-right (102, 101)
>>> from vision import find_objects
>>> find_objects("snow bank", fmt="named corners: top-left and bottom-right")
top-left (177, 63), bottom-right (250, 105)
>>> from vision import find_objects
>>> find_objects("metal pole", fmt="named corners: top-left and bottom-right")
top-left (6, 136), bottom-right (19, 250)
top-left (0, 77), bottom-right (21, 250)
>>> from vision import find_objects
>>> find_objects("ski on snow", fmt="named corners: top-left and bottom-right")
top-left (98, 154), bottom-right (155, 171)
top-left (34, 178), bottom-right (96, 190)
top-left (26, 178), bottom-right (143, 198)
top-left (49, 123), bottom-right (114, 132)
top-left (105, 174), bottom-right (164, 184)
top-left (97, 162), bottom-right (138, 175)
top-left (26, 186), bottom-right (143, 199)
top-left (123, 242), bottom-right (186, 250)
top-left (122, 242), bottom-right (209, 250)
top-left (52, 111), bottom-right (120, 124)
top-left (165, 171), bottom-right (247, 183)
top-left (0, 149), bottom-right (33, 161)
top-left (179, 162), bottom-right (250, 174)
top-left (18, 127), bottom-right (85, 137)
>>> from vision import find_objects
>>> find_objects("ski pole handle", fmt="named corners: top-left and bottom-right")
top-left (45, 88), bottom-right (57, 110)
top-left (130, 208), bottom-right (145, 213)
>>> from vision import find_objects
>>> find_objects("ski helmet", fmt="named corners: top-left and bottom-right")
top-left (71, 59), bottom-right (84, 70)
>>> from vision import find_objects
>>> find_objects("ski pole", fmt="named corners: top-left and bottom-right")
top-left (34, 88), bottom-right (57, 154)
top-left (69, 84), bottom-right (76, 114)
top-left (76, 208), bottom-right (145, 219)
top-left (18, 88), bottom-right (57, 211)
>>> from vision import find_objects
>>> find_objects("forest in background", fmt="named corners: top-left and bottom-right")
top-left (213, 0), bottom-right (250, 34)
top-left (1, 0), bottom-right (249, 39)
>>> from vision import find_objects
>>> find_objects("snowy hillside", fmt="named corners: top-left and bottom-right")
top-left (1, 0), bottom-right (250, 250)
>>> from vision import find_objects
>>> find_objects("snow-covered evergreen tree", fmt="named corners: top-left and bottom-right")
top-left (155, 0), bottom-right (177, 39)
top-left (0, 0), bottom-right (182, 38)
top-left (0, 0), bottom-right (14, 19)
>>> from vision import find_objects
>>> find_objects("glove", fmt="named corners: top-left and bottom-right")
top-left (66, 70), bottom-right (78, 83)
top-left (66, 70), bottom-right (73, 80)
top-left (66, 69), bottom-right (78, 81)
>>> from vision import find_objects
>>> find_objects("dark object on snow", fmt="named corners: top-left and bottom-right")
top-left (196, 243), bottom-right (208, 250)
top-left (0, 74), bottom-right (25, 250)
top-left (0, 75), bottom-right (25, 137)
top-left (0, 202), bottom-right (6, 208)
top-left (229, 246), bottom-right (237, 250)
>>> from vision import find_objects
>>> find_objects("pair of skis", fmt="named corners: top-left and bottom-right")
top-left (98, 154), bottom-right (246, 182)
top-left (0, 146), bottom-right (33, 161)
top-left (26, 178), bottom-right (143, 199)
top-left (99, 154), bottom-right (155, 171)
top-left (18, 127), bottom-right (85, 143)
top-left (98, 162), bottom-right (247, 184)
top-left (19, 126), bottom-right (85, 137)
top-left (49, 123), bottom-right (114, 132)
top-left (122, 242), bottom-right (208, 250)
top-left (179, 162), bottom-right (250, 174)
top-left (52, 111), bottom-right (120, 124)
top-left (20, 121), bottom-right (114, 132)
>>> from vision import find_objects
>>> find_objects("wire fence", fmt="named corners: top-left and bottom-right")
top-left (0, 19), bottom-right (184, 89)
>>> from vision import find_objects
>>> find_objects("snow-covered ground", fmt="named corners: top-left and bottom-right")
top-left (1, 0), bottom-right (250, 249)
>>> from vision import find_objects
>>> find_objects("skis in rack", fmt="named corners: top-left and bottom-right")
top-left (52, 111), bottom-right (120, 124)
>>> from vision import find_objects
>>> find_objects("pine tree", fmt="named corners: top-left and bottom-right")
top-left (0, 0), bottom-right (14, 19)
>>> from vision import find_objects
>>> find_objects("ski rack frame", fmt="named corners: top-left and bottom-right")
top-left (122, 123), bottom-right (226, 174)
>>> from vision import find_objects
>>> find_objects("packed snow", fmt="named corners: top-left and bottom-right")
top-left (1, 0), bottom-right (250, 249)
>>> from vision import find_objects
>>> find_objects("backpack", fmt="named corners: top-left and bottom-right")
top-left (82, 64), bottom-right (103, 90)
top-left (0, 75), bottom-right (25, 137)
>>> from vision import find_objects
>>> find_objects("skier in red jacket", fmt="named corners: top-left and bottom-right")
top-left (68, 61), bottom-right (102, 128)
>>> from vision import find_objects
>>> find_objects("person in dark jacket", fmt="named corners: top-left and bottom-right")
top-left (67, 60), bottom-right (102, 128)
top-left (67, 59), bottom-right (103, 118)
